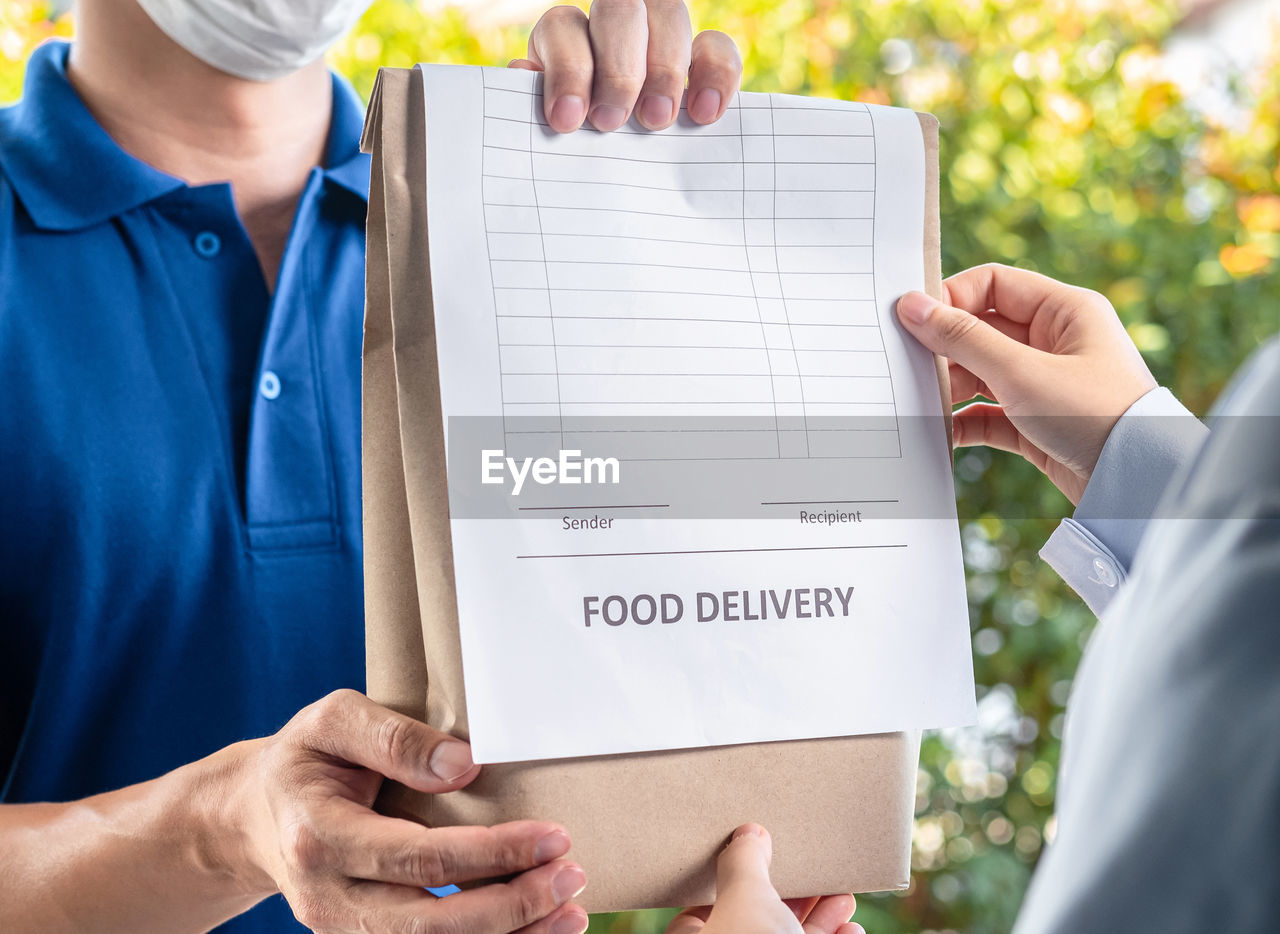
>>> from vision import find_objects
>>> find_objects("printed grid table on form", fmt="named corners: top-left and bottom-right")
top-left (478, 70), bottom-right (901, 461)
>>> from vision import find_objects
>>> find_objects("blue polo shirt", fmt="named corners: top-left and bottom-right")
top-left (0, 41), bottom-right (369, 931)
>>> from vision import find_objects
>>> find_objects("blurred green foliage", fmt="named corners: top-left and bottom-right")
top-left (0, 0), bottom-right (71, 100)
top-left (4, 0), bottom-right (1278, 931)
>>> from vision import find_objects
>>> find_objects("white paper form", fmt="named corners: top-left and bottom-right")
top-left (420, 64), bottom-right (975, 763)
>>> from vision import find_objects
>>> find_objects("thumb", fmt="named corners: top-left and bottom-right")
top-left (895, 290), bottom-right (1033, 396)
top-left (716, 824), bottom-right (774, 897)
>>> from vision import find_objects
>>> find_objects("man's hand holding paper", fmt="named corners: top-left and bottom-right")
top-left (232, 690), bottom-right (589, 934)
top-left (896, 264), bottom-right (1159, 503)
top-left (510, 0), bottom-right (742, 133)
top-left (666, 826), bottom-right (864, 934)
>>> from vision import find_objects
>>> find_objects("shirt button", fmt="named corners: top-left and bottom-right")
top-left (1091, 557), bottom-right (1118, 588)
top-left (193, 231), bottom-right (221, 258)
top-left (259, 371), bottom-right (281, 400)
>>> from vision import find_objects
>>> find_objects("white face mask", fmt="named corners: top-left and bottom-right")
top-left (134, 0), bottom-right (373, 82)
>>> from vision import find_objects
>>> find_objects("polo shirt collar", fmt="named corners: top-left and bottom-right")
top-left (323, 71), bottom-right (372, 204)
top-left (0, 41), bottom-right (369, 232)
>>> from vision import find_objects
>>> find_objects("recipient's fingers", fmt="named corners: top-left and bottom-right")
top-left (665, 908), bottom-right (709, 934)
top-left (716, 823), bottom-right (774, 896)
top-left (972, 307), bottom-right (1031, 345)
top-left (948, 308), bottom-right (1037, 401)
top-left (896, 291), bottom-right (1041, 402)
top-left (324, 802), bottom-right (571, 887)
top-left (587, 0), bottom-right (649, 130)
top-left (802, 894), bottom-right (858, 934)
top-left (687, 29), bottom-right (741, 123)
top-left (784, 895), bottom-right (820, 920)
top-left (287, 689), bottom-right (478, 793)
top-left (636, 0), bottom-right (692, 130)
top-left (953, 401), bottom-right (1023, 452)
top-left (527, 5), bottom-right (593, 132)
top-left (949, 361), bottom-right (992, 405)
top-left (432, 858), bottom-right (588, 933)
top-left (943, 262), bottom-right (1070, 322)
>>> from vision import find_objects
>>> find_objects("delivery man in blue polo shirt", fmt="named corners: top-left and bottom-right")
top-left (0, 2), bottom-right (864, 933)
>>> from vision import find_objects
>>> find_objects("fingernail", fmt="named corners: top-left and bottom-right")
top-left (534, 829), bottom-right (571, 863)
top-left (551, 911), bottom-right (589, 934)
top-left (897, 291), bottom-right (936, 325)
top-left (732, 824), bottom-right (764, 841)
top-left (552, 864), bottom-right (587, 905)
top-left (589, 104), bottom-right (627, 131)
top-left (550, 94), bottom-right (585, 131)
top-left (639, 94), bottom-right (675, 128)
top-left (690, 87), bottom-right (722, 123)
top-left (428, 740), bottom-right (474, 782)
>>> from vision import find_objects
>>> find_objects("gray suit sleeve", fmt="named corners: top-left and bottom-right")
top-left (1014, 338), bottom-right (1280, 934)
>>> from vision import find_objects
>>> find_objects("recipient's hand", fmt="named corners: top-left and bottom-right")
top-left (666, 825), bottom-right (864, 934)
top-left (511, 0), bottom-right (742, 132)
top-left (233, 690), bottom-right (588, 934)
top-left (896, 263), bottom-right (1157, 504)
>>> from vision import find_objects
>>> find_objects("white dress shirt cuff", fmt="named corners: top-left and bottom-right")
top-left (1040, 518), bottom-right (1127, 615)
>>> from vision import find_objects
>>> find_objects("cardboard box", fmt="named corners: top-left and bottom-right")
top-left (360, 65), bottom-right (947, 913)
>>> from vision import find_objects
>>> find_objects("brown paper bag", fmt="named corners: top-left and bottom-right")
top-left (360, 65), bottom-right (948, 914)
